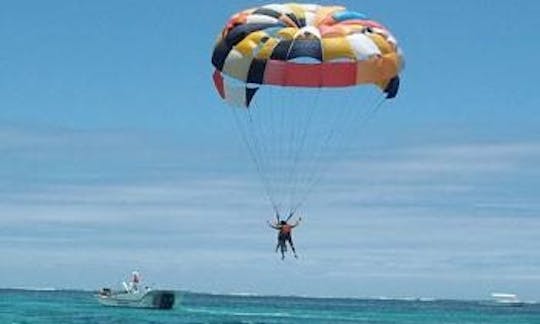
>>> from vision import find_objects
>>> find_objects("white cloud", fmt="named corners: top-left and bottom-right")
top-left (337, 141), bottom-right (540, 180)
top-left (305, 140), bottom-right (540, 214)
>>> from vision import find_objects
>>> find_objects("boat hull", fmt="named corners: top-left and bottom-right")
top-left (97, 290), bottom-right (176, 309)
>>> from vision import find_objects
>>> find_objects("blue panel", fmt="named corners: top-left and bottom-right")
top-left (262, 26), bottom-right (283, 37)
top-left (333, 11), bottom-right (367, 22)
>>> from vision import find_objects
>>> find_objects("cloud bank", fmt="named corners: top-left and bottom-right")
top-left (1, 125), bottom-right (539, 299)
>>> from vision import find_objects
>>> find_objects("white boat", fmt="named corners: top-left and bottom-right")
top-left (97, 271), bottom-right (175, 309)
top-left (490, 293), bottom-right (524, 306)
top-left (97, 288), bottom-right (175, 309)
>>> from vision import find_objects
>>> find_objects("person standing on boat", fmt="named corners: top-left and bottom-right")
top-left (131, 271), bottom-right (140, 292)
top-left (124, 271), bottom-right (140, 293)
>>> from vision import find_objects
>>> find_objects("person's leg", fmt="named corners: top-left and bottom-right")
top-left (287, 237), bottom-right (298, 258)
top-left (276, 233), bottom-right (284, 253)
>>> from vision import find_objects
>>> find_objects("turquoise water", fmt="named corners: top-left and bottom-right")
top-left (1, 289), bottom-right (539, 323)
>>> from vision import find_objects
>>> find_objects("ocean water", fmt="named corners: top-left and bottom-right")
top-left (1, 289), bottom-right (539, 323)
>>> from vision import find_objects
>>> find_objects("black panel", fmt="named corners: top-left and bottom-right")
top-left (247, 58), bottom-right (267, 84)
top-left (270, 40), bottom-right (293, 60)
top-left (287, 39), bottom-right (323, 61)
top-left (211, 40), bottom-right (232, 70)
top-left (225, 23), bottom-right (282, 47)
top-left (286, 13), bottom-right (301, 27)
top-left (245, 87), bottom-right (259, 107)
top-left (384, 76), bottom-right (400, 99)
top-left (253, 8), bottom-right (282, 19)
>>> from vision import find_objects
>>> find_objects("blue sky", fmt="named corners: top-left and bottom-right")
top-left (1, 0), bottom-right (540, 300)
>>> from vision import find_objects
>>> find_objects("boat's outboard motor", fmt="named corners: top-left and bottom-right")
top-left (152, 291), bottom-right (175, 309)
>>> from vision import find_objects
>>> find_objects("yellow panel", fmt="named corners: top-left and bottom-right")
top-left (322, 37), bottom-right (355, 61)
top-left (256, 38), bottom-right (279, 59)
top-left (287, 3), bottom-right (306, 22)
top-left (342, 25), bottom-right (365, 36)
top-left (356, 52), bottom-right (400, 85)
top-left (280, 15), bottom-right (297, 28)
top-left (320, 25), bottom-right (348, 37)
top-left (277, 27), bottom-right (297, 40)
top-left (314, 6), bottom-right (345, 25)
top-left (368, 34), bottom-right (393, 55)
top-left (235, 31), bottom-right (267, 56)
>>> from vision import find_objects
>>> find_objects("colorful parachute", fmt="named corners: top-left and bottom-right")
top-left (211, 3), bottom-right (404, 215)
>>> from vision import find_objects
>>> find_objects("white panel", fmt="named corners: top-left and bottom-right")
top-left (386, 32), bottom-right (398, 46)
top-left (397, 48), bottom-right (405, 70)
top-left (246, 14), bottom-right (280, 25)
top-left (299, 4), bottom-right (320, 13)
top-left (262, 4), bottom-right (292, 15)
top-left (373, 27), bottom-right (398, 45)
top-left (346, 33), bottom-right (381, 60)
top-left (304, 12), bottom-right (317, 26)
top-left (294, 26), bottom-right (321, 39)
top-left (224, 81), bottom-right (247, 108)
top-left (222, 49), bottom-right (252, 82)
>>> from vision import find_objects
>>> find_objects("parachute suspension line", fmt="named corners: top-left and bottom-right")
top-left (291, 92), bottom-right (387, 214)
top-left (246, 103), bottom-right (272, 200)
top-left (253, 36), bottom-right (306, 216)
top-left (229, 103), bottom-right (278, 213)
top-left (279, 88), bottom-right (288, 213)
top-left (261, 86), bottom-right (278, 212)
top-left (275, 38), bottom-right (303, 215)
top-left (293, 95), bottom-right (385, 214)
top-left (270, 84), bottom-right (285, 214)
top-left (275, 82), bottom-right (290, 212)
top-left (286, 87), bottom-right (321, 216)
top-left (285, 211), bottom-right (294, 222)
top-left (284, 88), bottom-right (296, 214)
top-left (291, 90), bottom-right (385, 215)
top-left (283, 87), bottom-right (304, 216)
top-left (248, 84), bottom-right (288, 216)
top-left (288, 88), bottom-right (357, 215)
top-left (230, 106), bottom-right (273, 209)
top-left (229, 84), bottom-right (387, 217)
top-left (283, 91), bottom-right (296, 216)
top-left (246, 103), bottom-right (278, 212)
top-left (255, 92), bottom-right (285, 216)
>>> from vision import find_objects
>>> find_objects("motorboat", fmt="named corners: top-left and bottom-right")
top-left (490, 293), bottom-right (524, 307)
top-left (97, 271), bottom-right (175, 309)
top-left (97, 288), bottom-right (175, 309)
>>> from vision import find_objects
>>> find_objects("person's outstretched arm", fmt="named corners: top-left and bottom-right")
top-left (291, 217), bottom-right (302, 228)
top-left (267, 220), bottom-right (279, 229)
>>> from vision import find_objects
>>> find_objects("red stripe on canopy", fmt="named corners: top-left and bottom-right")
top-left (212, 70), bottom-right (226, 99)
top-left (263, 60), bottom-right (357, 87)
top-left (321, 62), bottom-right (357, 87)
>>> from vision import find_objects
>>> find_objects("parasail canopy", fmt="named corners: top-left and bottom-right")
top-left (212, 3), bottom-right (403, 107)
